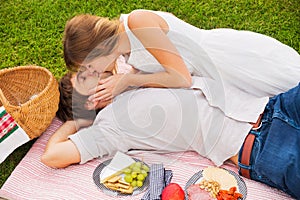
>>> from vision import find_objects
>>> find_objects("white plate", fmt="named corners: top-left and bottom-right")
top-left (184, 168), bottom-right (247, 199)
top-left (93, 158), bottom-right (150, 197)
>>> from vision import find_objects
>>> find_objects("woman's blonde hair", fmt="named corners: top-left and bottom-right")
top-left (63, 14), bottom-right (120, 70)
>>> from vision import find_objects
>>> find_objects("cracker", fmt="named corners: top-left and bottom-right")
top-left (107, 175), bottom-right (121, 183)
top-left (118, 186), bottom-right (134, 194)
top-left (115, 183), bottom-right (130, 189)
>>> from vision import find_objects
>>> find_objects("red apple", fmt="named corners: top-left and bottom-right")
top-left (161, 183), bottom-right (185, 200)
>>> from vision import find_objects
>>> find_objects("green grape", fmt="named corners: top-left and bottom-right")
top-left (132, 166), bottom-right (141, 173)
top-left (141, 169), bottom-right (148, 177)
top-left (142, 164), bottom-right (150, 172)
top-left (135, 162), bottom-right (142, 168)
top-left (137, 174), bottom-right (145, 181)
top-left (124, 174), bottom-right (133, 183)
top-left (131, 171), bottom-right (138, 178)
top-left (137, 180), bottom-right (143, 187)
top-left (131, 180), bottom-right (137, 187)
top-left (123, 168), bottom-right (132, 174)
top-left (129, 163), bottom-right (136, 169)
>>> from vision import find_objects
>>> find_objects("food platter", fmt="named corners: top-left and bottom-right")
top-left (185, 168), bottom-right (247, 199)
top-left (93, 157), bottom-right (150, 197)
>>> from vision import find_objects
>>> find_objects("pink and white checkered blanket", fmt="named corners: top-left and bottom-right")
top-left (0, 118), bottom-right (294, 200)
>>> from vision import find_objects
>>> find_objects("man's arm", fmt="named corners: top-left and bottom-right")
top-left (41, 119), bottom-right (92, 168)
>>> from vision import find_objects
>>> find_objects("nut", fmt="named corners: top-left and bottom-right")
top-left (199, 179), bottom-right (220, 198)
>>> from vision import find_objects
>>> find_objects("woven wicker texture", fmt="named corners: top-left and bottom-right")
top-left (0, 66), bottom-right (59, 139)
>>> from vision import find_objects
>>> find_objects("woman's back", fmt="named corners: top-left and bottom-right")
top-left (121, 9), bottom-right (300, 97)
top-left (119, 9), bottom-right (300, 123)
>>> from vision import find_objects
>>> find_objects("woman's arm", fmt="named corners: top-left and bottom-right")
top-left (126, 10), bottom-right (192, 87)
top-left (41, 119), bottom-right (92, 168)
top-left (90, 11), bottom-right (192, 101)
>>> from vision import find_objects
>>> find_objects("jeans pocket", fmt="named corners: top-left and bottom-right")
top-left (253, 118), bottom-right (300, 197)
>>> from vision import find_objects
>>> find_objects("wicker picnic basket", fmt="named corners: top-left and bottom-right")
top-left (0, 66), bottom-right (59, 139)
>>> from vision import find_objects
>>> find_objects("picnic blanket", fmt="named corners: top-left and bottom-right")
top-left (0, 117), bottom-right (294, 200)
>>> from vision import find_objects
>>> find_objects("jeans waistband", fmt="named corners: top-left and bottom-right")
top-left (238, 114), bottom-right (263, 179)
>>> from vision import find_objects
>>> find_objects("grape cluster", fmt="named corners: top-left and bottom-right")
top-left (123, 162), bottom-right (150, 187)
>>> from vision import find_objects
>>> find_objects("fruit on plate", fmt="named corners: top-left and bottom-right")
top-left (99, 152), bottom-right (149, 194)
top-left (161, 183), bottom-right (185, 200)
top-left (102, 161), bottom-right (149, 194)
top-left (122, 161), bottom-right (149, 187)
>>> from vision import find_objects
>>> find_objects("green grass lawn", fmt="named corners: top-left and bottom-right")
top-left (0, 0), bottom-right (299, 188)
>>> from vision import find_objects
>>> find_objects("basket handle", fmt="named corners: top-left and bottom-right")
top-left (0, 88), bottom-right (18, 112)
top-left (0, 88), bottom-right (22, 122)
top-left (0, 88), bottom-right (10, 107)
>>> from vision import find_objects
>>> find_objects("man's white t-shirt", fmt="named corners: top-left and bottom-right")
top-left (69, 87), bottom-right (254, 166)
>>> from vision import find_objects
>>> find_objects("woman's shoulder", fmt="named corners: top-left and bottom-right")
top-left (128, 9), bottom-right (173, 18)
top-left (126, 9), bottom-right (170, 30)
top-left (128, 9), bottom-right (158, 15)
top-left (128, 9), bottom-right (158, 22)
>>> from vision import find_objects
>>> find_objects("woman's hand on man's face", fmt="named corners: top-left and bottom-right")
top-left (88, 74), bottom-right (129, 102)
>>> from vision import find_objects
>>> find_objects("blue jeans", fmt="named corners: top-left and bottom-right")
top-left (239, 83), bottom-right (300, 199)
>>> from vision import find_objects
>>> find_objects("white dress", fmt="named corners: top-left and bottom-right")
top-left (119, 10), bottom-right (300, 122)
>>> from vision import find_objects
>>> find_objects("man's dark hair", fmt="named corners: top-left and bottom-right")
top-left (56, 72), bottom-right (99, 122)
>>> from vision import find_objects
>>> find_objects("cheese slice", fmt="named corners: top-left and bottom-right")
top-left (100, 151), bottom-right (135, 183)
top-left (202, 167), bottom-right (238, 191)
